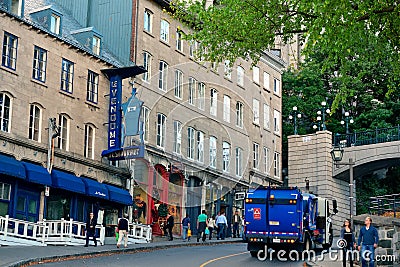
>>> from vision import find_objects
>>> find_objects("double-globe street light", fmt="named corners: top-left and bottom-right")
top-left (313, 101), bottom-right (330, 131)
top-left (330, 145), bottom-right (355, 227)
top-left (289, 106), bottom-right (302, 135)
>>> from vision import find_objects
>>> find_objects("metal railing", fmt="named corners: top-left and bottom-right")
top-left (0, 215), bottom-right (49, 245)
top-left (333, 126), bottom-right (400, 147)
top-left (369, 193), bottom-right (400, 218)
top-left (128, 222), bottom-right (152, 243)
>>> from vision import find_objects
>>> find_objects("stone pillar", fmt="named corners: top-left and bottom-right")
top-left (288, 130), bottom-right (349, 232)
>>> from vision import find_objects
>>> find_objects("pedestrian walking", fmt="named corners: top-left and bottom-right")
top-left (197, 210), bottom-right (208, 242)
top-left (182, 214), bottom-right (191, 241)
top-left (358, 216), bottom-right (379, 267)
top-left (216, 211), bottom-right (228, 240)
top-left (207, 215), bottom-right (216, 240)
top-left (117, 213), bottom-right (129, 248)
top-left (340, 219), bottom-right (356, 267)
top-left (165, 214), bottom-right (174, 241)
top-left (85, 212), bottom-right (97, 247)
top-left (232, 210), bottom-right (241, 238)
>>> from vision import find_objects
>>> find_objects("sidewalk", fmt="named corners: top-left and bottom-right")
top-left (0, 237), bottom-right (243, 267)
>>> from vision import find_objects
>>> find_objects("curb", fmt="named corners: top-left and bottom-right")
top-left (8, 240), bottom-right (243, 267)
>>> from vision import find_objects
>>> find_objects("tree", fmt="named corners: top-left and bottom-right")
top-left (171, 0), bottom-right (400, 109)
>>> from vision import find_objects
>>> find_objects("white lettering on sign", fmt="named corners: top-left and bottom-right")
top-left (302, 136), bottom-right (311, 142)
top-left (95, 191), bottom-right (106, 197)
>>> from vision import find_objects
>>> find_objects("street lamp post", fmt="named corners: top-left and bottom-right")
top-left (289, 106), bottom-right (302, 135)
top-left (341, 111), bottom-right (354, 134)
top-left (320, 101), bottom-right (331, 130)
top-left (330, 146), bottom-right (355, 227)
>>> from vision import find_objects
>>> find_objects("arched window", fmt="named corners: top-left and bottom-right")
top-left (0, 93), bottom-right (11, 133)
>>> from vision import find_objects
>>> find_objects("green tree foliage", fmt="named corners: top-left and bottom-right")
top-left (171, 0), bottom-right (400, 108)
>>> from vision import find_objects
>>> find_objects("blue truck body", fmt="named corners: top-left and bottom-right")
top-left (244, 187), bottom-right (336, 255)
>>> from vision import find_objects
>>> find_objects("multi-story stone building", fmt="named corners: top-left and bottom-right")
top-left (43, 0), bottom-right (285, 236)
top-left (2, 0), bottom-right (285, 238)
top-left (0, 0), bottom-right (141, 240)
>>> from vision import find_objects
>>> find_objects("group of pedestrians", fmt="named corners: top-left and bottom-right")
top-left (181, 210), bottom-right (242, 242)
top-left (340, 216), bottom-right (379, 267)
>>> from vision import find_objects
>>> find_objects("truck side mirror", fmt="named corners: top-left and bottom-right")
top-left (332, 200), bottom-right (338, 214)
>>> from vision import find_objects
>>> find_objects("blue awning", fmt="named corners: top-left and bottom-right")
top-left (105, 184), bottom-right (133, 205)
top-left (81, 177), bottom-right (108, 200)
top-left (51, 170), bottom-right (86, 194)
top-left (0, 154), bottom-right (26, 180)
top-left (22, 162), bottom-right (52, 186)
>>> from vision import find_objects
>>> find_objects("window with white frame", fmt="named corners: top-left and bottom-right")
top-left (236, 101), bottom-right (243, 128)
top-left (29, 104), bottom-right (41, 142)
top-left (189, 40), bottom-right (199, 58)
top-left (156, 113), bottom-right (166, 148)
top-left (252, 66), bottom-right (260, 84)
top-left (160, 19), bottom-right (169, 43)
top-left (158, 61), bottom-right (168, 91)
top-left (223, 95), bottom-right (230, 122)
top-left (263, 147), bottom-right (270, 174)
top-left (187, 127), bottom-right (195, 159)
top-left (210, 88), bottom-right (218, 116)
top-left (50, 13), bottom-right (61, 35)
top-left (0, 93), bottom-right (11, 133)
top-left (253, 143), bottom-right (259, 169)
top-left (84, 124), bottom-right (95, 159)
top-left (274, 78), bottom-right (280, 95)
top-left (87, 70), bottom-right (99, 103)
top-left (92, 36), bottom-right (101, 55)
top-left (11, 0), bottom-right (22, 16)
top-left (224, 60), bottom-right (232, 79)
top-left (176, 30), bottom-right (183, 52)
top-left (174, 69), bottom-right (183, 99)
top-left (197, 131), bottom-right (204, 163)
top-left (61, 59), bottom-right (74, 93)
top-left (253, 99), bottom-right (260, 124)
top-left (57, 114), bottom-right (69, 151)
top-left (198, 82), bottom-right (205, 110)
top-left (141, 106), bottom-right (149, 142)
top-left (263, 72), bottom-right (270, 90)
top-left (142, 51), bottom-right (151, 82)
top-left (0, 182), bottom-right (11, 201)
top-left (173, 120), bottom-right (182, 154)
top-left (144, 9), bottom-right (153, 33)
top-left (188, 77), bottom-right (196, 105)
top-left (209, 136), bottom-right (217, 168)
top-left (2, 32), bottom-right (18, 70)
top-left (235, 147), bottom-right (242, 177)
top-left (32, 46), bottom-right (47, 82)
top-left (263, 103), bottom-right (270, 130)
top-left (274, 152), bottom-right (280, 177)
top-left (222, 142), bottom-right (230, 172)
top-left (274, 109), bottom-right (281, 134)
top-left (237, 66), bottom-right (244, 87)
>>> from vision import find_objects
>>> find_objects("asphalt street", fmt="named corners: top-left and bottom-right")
top-left (38, 243), bottom-right (312, 267)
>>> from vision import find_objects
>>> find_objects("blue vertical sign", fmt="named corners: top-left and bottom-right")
top-left (108, 75), bottom-right (122, 150)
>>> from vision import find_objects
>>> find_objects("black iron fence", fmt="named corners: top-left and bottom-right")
top-left (369, 194), bottom-right (400, 218)
top-left (333, 126), bottom-right (400, 147)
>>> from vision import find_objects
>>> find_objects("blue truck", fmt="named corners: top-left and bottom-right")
top-left (244, 186), bottom-right (337, 257)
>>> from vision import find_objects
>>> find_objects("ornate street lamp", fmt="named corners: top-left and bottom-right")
top-left (341, 111), bottom-right (354, 134)
top-left (330, 145), bottom-right (355, 227)
top-left (289, 106), bottom-right (302, 135)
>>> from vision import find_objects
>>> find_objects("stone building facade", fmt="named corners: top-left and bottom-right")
top-left (11, 0), bottom-right (286, 237)
top-left (0, 0), bottom-right (135, 236)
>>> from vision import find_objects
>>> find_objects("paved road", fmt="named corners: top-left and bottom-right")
top-left (38, 243), bottom-right (319, 267)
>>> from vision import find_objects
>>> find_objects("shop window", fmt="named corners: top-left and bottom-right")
top-left (46, 193), bottom-right (71, 220)
top-left (0, 182), bottom-right (11, 200)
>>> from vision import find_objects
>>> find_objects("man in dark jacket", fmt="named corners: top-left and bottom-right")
top-left (165, 214), bottom-right (174, 241)
top-left (358, 216), bottom-right (379, 267)
top-left (85, 212), bottom-right (97, 247)
top-left (117, 213), bottom-right (129, 248)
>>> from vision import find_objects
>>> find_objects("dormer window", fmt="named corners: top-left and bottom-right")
top-left (29, 6), bottom-right (63, 36)
top-left (50, 14), bottom-right (61, 35)
top-left (71, 28), bottom-right (102, 56)
top-left (2, 0), bottom-right (24, 16)
top-left (92, 36), bottom-right (101, 55)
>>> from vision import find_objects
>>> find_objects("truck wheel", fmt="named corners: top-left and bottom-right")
top-left (250, 251), bottom-right (258, 257)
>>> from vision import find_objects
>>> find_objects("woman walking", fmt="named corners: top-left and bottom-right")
top-left (340, 219), bottom-right (356, 267)
top-left (207, 215), bottom-right (216, 240)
